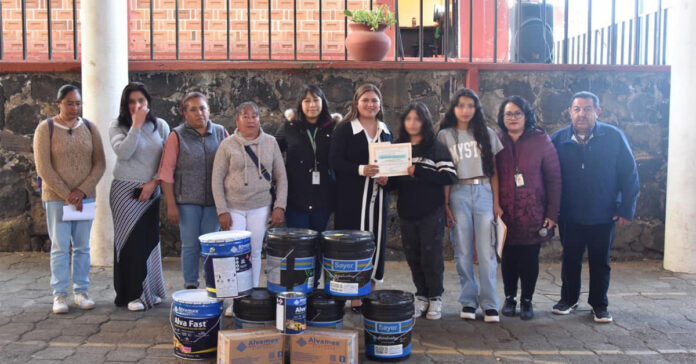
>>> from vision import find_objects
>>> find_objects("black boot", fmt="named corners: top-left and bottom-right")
top-left (502, 296), bottom-right (517, 317)
top-left (520, 299), bottom-right (534, 320)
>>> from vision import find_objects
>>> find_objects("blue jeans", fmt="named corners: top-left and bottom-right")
top-left (44, 198), bottom-right (95, 297)
top-left (179, 204), bottom-right (220, 287)
top-left (449, 184), bottom-right (499, 310)
top-left (285, 207), bottom-right (331, 287)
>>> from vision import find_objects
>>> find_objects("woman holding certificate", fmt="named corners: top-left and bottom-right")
top-left (389, 102), bottom-right (457, 320)
top-left (34, 85), bottom-right (106, 314)
top-left (438, 88), bottom-right (504, 323)
top-left (329, 83), bottom-right (392, 311)
top-left (495, 96), bottom-right (561, 320)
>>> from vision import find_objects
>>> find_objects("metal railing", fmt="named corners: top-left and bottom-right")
top-left (555, 1), bottom-right (668, 65)
top-left (0, 0), bottom-right (670, 65)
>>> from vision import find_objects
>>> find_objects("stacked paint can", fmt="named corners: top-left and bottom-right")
top-left (265, 228), bottom-right (319, 294)
top-left (276, 292), bottom-right (307, 335)
top-left (171, 289), bottom-right (223, 360)
top-left (321, 230), bottom-right (376, 298)
top-left (199, 230), bottom-right (253, 298)
top-left (307, 291), bottom-right (346, 329)
top-left (232, 288), bottom-right (276, 329)
top-left (362, 290), bottom-right (415, 361)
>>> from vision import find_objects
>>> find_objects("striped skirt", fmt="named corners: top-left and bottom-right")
top-left (110, 179), bottom-right (166, 309)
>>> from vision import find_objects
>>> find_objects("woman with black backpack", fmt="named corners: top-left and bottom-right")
top-left (34, 84), bottom-right (106, 314)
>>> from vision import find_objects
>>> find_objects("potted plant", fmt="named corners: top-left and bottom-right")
top-left (344, 5), bottom-right (397, 61)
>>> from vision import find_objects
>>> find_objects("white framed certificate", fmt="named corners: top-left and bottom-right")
top-left (368, 142), bottom-right (412, 177)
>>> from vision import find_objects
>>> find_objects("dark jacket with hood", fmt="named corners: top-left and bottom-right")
top-left (275, 115), bottom-right (335, 212)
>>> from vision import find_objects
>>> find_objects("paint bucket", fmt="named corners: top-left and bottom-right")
top-left (265, 228), bottom-right (319, 294)
top-left (362, 290), bottom-right (415, 361)
top-left (276, 291), bottom-right (307, 335)
top-left (307, 291), bottom-right (346, 329)
top-left (233, 287), bottom-right (276, 329)
top-left (199, 230), bottom-right (253, 298)
top-left (171, 289), bottom-right (223, 360)
top-left (321, 230), bottom-right (375, 298)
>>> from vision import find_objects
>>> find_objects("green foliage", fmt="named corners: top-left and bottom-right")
top-left (344, 5), bottom-right (397, 31)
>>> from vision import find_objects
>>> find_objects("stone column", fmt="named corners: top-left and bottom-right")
top-left (81, 1), bottom-right (129, 267)
top-left (664, 0), bottom-right (696, 273)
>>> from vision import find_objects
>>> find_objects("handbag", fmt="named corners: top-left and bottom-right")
top-left (244, 145), bottom-right (276, 205)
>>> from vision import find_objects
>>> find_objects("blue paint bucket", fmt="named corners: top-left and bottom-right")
top-left (362, 290), bottom-right (415, 361)
top-left (265, 228), bottom-right (319, 294)
top-left (233, 288), bottom-right (276, 329)
top-left (322, 230), bottom-right (375, 298)
top-left (199, 230), bottom-right (253, 298)
top-left (171, 289), bottom-right (223, 360)
top-left (276, 291), bottom-right (307, 335)
top-left (307, 291), bottom-right (345, 329)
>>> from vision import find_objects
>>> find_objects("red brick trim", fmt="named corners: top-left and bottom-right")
top-left (0, 60), bottom-right (670, 74)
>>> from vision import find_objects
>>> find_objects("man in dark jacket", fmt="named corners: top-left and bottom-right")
top-left (550, 91), bottom-right (639, 323)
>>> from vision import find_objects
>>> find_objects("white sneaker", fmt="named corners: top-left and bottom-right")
top-left (153, 296), bottom-right (162, 305)
top-left (74, 293), bottom-right (95, 310)
top-left (426, 298), bottom-right (442, 320)
top-left (414, 296), bottom-right (429, 318)
top-left (224, 304), bottom-right (234, 317)
top-left (53, 295), bottom-right (69, 314)
top-left (127, 299), bottom-right (145, 311)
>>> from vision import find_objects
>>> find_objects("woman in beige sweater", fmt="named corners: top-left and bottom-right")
top-left (33, 85), bottom-right (106, 314)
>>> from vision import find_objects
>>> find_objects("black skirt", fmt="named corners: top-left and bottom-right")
top-left (110, 180), bottom-right (166, 308)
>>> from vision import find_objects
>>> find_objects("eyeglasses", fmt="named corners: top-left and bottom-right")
top-left (504, 111), bottom-right (524, 119)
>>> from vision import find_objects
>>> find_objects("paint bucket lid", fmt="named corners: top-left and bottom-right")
top-left (308, 291), bottom-right (345, 321)
top-left (233, 288), bottom-right (276, 321)
top-left (172, 289), bottom-right (222, 304)
top-left (266, 228), bottom-right (319, 241)
top-left (322, 230), bottom-right (374, 244)
top-left (199, 230), bottom-right (252, 243)
top-left (362, 290), bottom-right (414, 321)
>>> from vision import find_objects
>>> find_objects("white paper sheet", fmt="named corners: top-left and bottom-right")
top-left (62, 202), bottom-right (96, 221)
top-left (494, 216), bottom-right (507, 262)
top-left (213, 257), bottom-right (239, 297)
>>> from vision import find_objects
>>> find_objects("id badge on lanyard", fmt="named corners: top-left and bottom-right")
top-left (514, 171), bottom-right (526, 188)
top-left (307, 128), bottom-right (320, 185)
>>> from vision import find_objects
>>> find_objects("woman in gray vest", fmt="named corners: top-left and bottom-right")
top-left (109, 82), bottom-right (170, 311)
top-left (159, 92), bottom-right (228, 289)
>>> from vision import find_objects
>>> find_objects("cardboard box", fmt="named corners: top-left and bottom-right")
top-left (288, 328), bottom-right (359, 364)
top-left (217, 328), bottom-right (284, 364)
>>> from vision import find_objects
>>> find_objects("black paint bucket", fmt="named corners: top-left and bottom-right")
top-left (307, 291), bottom-right (346, 329)
top-left (362, 290), bottom-right (415, 361)
top-left (321, 230), bottom-right (375, 298)
top-left (232, 288), bottom-right (276, 329)
top-left (265, 228), bottom-right (319, 294)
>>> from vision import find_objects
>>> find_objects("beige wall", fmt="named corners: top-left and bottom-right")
top-left (399, 0), bottom-right (440, 27)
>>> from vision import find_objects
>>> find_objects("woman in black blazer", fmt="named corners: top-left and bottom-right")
top-left (329, 83), bottom-right (393, 309)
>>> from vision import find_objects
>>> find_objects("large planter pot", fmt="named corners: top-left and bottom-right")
top-left (345, 23), bottom-right (391, 61)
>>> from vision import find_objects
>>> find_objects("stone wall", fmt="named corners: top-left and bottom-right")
top-left (0, 67), bottom-right (669, 261)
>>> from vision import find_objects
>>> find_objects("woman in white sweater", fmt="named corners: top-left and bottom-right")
top-left (212, 101), bottom-right (288, 291)
top-left (108, 82), bottom-right (170, 311)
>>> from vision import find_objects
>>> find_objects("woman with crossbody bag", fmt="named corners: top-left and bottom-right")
top-left (211, 101), bottom-right (288, 291)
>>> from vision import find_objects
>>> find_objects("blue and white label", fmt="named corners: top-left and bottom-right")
top-left (307, 319), bottom-right (343, 329)
top-left (323, 257), bottom-right (372, 272)
top-left (364, 318), bottom-right (414, 334)
top-left (325, 279), bottom-right (371, 296)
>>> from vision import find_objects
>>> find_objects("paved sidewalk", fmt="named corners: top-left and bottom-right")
top-left (1, 252), bottom-right (696, 363)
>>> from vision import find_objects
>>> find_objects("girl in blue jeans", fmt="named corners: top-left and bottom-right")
top-left (437, 88), bottom-right (504, 323)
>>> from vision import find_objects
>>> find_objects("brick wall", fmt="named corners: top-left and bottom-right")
top-left (1, 0), bottom-right (81, 60)
top-left (1, 0), bottom-right (384, 61)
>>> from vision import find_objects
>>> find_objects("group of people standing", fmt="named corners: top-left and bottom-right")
top-left (35, 81), bottom-right (638, 325)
